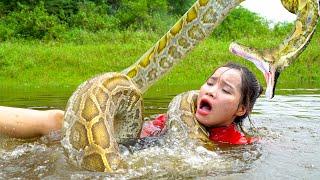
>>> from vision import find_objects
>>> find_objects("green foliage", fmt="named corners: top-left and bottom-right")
top-left (1, 31), bottom-right (319, 89)
top-left (43, 0), bottom-right (78, 23)
top-left (142, 0), bottom-right (172, 33)
top-left (69, 2), bottom-right (118, 32)
top-left (212, 7), bottom-right (271, 40)
top-left (0, 0), bottom-right (307, 42)
top-left (115, 0), bottom-right (169, 31)
top-left (0, 0), bottom-right (319, 93)
top-left (0, 0), bottom-right (175, 40)
top-left (0, 2), bottom-right (65, 40)
top-left (115, 0), bottom-right (149, 28)
top-left (105, 0), bottom-right (121, 14)
top-left (167, 0), bottom-right (195, 15)
top-left (0, 0), bottom-right (42, 14)
top-left (148, 0), bottom-right (168, 14)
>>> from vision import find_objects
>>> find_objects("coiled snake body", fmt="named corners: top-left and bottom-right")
top-left (61, 0), bottom-right (319, 172)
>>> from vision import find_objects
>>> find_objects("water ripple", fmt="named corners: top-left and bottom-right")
top-left (0, 89), bottom-right (319, 178)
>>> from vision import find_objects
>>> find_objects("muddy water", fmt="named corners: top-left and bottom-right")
top-left (0, 88), bottom-right (319, 179)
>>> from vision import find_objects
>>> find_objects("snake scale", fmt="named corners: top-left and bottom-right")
top-left (61, 0), bottom-right (319, 172)
top-left (230, 0), bottom-right (319, 98)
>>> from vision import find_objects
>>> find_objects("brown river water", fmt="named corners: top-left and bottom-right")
top-left (0, 87), bottom-right (319, 179)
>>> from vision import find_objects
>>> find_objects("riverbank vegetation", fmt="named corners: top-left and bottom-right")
top-left (0, 0), bottom-right (319, 94)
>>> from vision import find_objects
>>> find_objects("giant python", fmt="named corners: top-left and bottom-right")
top-left (61, 0), bottom-right (319, 172)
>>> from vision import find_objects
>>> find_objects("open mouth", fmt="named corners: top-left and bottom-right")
top-left (197, 99), bottom-right (212, 116)
top-left (200, 100), bottom-right (212, 111)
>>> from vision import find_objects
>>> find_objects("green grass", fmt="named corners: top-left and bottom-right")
top-left (0, 30), bottom-right (319, 96)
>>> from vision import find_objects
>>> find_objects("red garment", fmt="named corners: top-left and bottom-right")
top-left (140, 114), bottom-right (167, 138)
top-left (140, 114), bottom-right (258, 145)
top-left (208, 123), bottom-right (259, 145)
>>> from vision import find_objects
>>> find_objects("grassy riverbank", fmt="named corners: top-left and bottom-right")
top-left (0, 29), bottom-right (319, 96)
top-left (1, 2), bottom-right (319, 96)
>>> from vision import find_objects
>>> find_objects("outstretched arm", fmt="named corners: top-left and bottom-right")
top-left (0, 106), bottom-right (64, 138)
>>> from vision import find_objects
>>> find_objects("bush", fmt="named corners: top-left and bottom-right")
top-left (44, 0), bottom-right (78, 23)
top-left (0, 0), bottom-right (301, 41)
top-left (272, 22), bottom-right (294, 37)
top-left (0, 2), bottom-right (65, 40)
top-left (115, 0), bottom-right (150, 29)
top-left (69, 2), bottom-right (119, 32)
top-left (167, 0), bottom-right (195, 15)
top-left (115, 0), bottom-right (170, 31)
top-left (212, 7), bottom-right (270, 40)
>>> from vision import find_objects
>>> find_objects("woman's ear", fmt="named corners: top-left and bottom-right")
top-left (235, 105), bottom-right (246, 117)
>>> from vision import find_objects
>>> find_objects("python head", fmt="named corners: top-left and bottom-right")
top-left (229, 0), bottom-right (319, 99)
top-left (229, 44), bottom-right (282, 99)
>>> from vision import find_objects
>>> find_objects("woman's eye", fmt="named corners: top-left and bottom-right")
top-left (206, 82), bottom-right (214, 86)
top-left (222, 89), bottom-right (231, 94)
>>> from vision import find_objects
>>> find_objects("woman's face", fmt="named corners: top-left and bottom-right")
top-left (195, 67), bottom-right (246, 127)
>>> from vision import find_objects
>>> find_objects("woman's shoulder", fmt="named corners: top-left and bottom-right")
top-left (208, 123), bottom-right (259, 145)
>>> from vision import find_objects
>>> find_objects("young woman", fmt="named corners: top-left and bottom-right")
top-left (198, 62), bottom-right (262, 144)
top-left (141, 62), bottom-right (263, 144)
top-left (0, 62), bottom-right (262, 144)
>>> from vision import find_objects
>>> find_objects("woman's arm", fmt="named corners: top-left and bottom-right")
top-left (0, 106), bottom-right (64, 138)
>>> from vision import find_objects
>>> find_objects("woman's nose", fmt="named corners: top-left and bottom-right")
top-left (206, 86), bottom-right (217, 98)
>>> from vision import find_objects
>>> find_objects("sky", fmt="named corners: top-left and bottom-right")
top-left (240, 0), bottom-right (296, 24)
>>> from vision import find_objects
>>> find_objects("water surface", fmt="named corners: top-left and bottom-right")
top-left (0, 87), bottom-right (319, 179)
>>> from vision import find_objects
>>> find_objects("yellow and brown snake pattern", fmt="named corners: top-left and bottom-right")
top-left (230, 0), bottom-right (319, 98)
top-left (61, 0), bottom-right (319, 172)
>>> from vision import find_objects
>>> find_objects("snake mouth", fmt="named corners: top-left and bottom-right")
top-left (229, 42), bottom-right (280, 99)
top-left (264, 66), bottom-right (280, 99)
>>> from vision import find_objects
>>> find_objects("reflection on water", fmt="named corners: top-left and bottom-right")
top-left (0, 88), bottom-right (320, 178)
top-left (0, 87), bottom-right (72, 110)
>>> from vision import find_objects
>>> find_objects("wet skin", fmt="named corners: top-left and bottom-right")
top-left (195, 67), bottom-right (246, 128)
